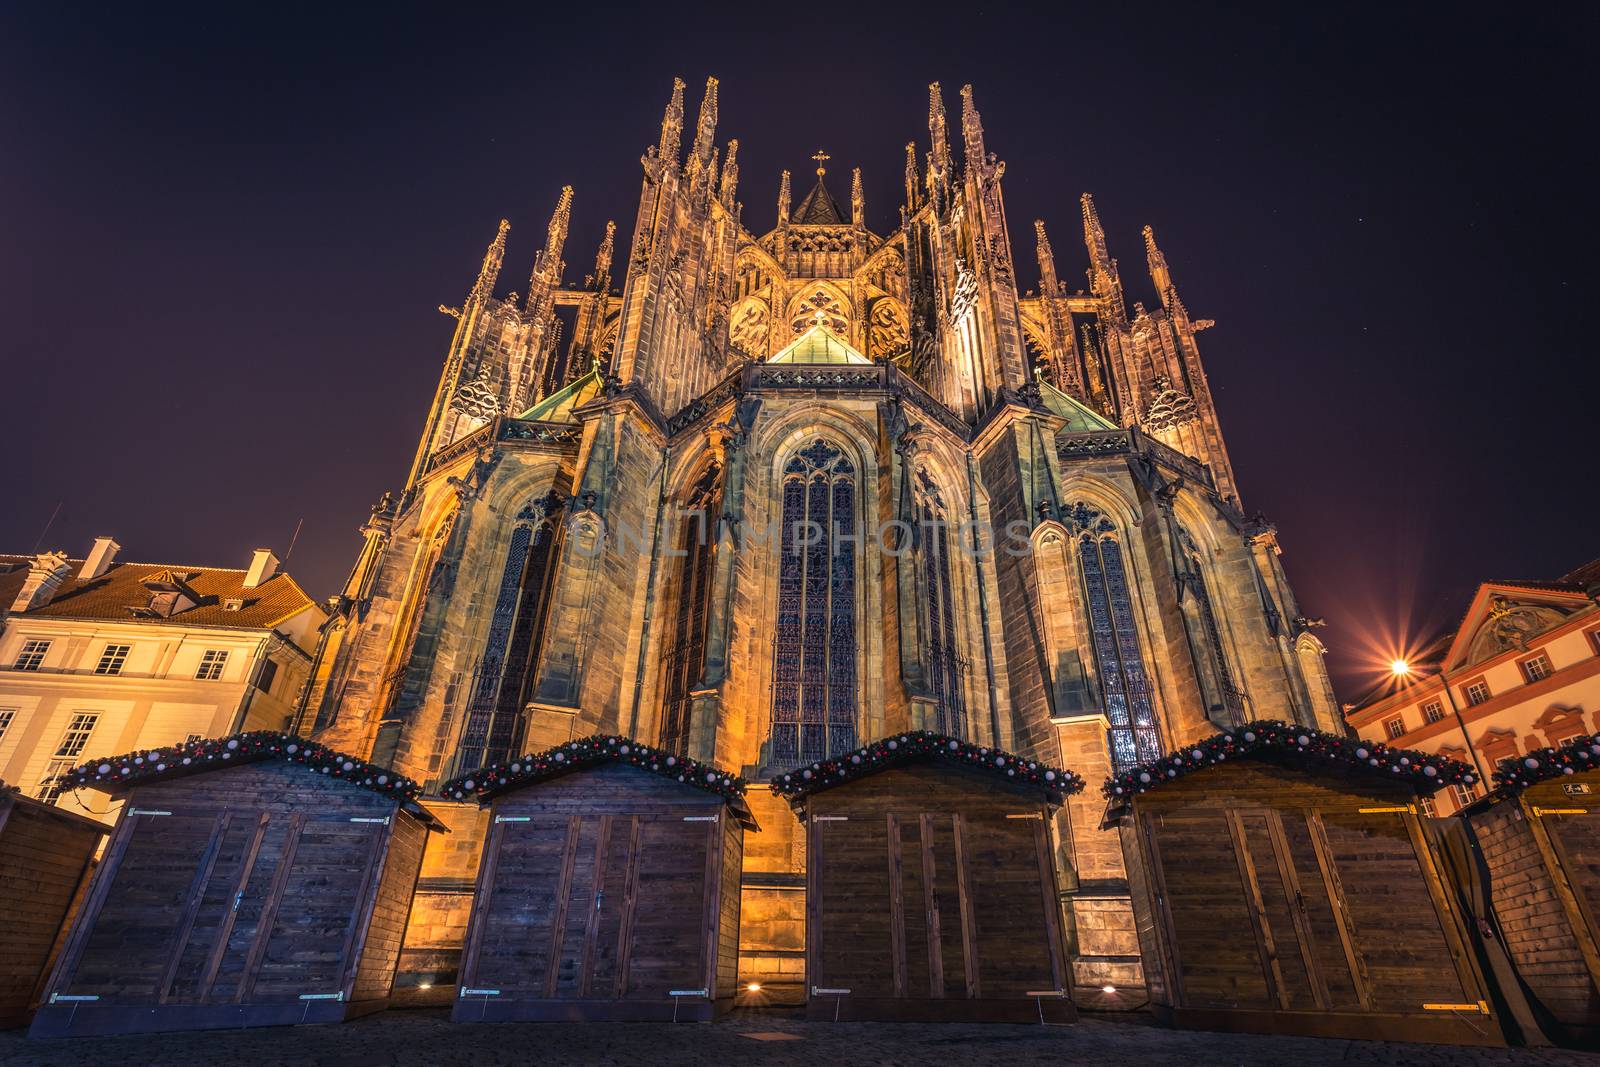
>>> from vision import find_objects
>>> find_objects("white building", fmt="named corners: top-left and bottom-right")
top-left (1346, 558), bottom-right (1600, 814)
top-left (0, 538), bottom-right (326, 822)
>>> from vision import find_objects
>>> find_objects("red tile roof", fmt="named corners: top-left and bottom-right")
top-left (0, 554), bottom-right (317, 632)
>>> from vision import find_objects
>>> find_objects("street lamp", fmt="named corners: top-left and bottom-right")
top-left (1390, 659), bottom-right (1487, 785)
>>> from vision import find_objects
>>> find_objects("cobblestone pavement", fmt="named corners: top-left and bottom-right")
top-left (6, 1008), bottom-right (1600, 1066)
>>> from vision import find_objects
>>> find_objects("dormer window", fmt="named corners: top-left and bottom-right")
top-left (130, 570), bottom-right (201, 618)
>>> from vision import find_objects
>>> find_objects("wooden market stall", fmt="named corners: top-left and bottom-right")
top-left (29, 732), bottom-right (443, 1038)
top-left (1105, 720), bottom-right (1501, 1046)
top-left (771, 731), bottom-right (1084, 1023)
top-left (442, 735), bottom-right (757, 1022)
top-left (1466, 732), bottom-right (1600, 1046)
top-left (0, 782), bottom-right (108, 1028)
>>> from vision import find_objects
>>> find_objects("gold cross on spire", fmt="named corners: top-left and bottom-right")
top-left (811, 149), bottom-right (830, 177)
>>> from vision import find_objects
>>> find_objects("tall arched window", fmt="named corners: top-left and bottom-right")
top-left (658, 462), bottom-right (723, 756)
top-left (771, 439), bottom-right (858, 766)
top-left (914, 469), bottom-right (965, 737)
top-left (1177, 524), bottom-right (1243, 722)
top-left (1070, 503), bottom-right (1161, 769)
top-left (453, 492), bottom-right (564, 773)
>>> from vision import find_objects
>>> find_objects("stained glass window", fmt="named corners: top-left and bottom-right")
top-left (1073, 505), bottom-right (1161, 770)
top-left (454, 494), bottom-right (563, 773)
top-left (916, 471), bottom-right (965, 737)
top-left (771, 439), bottom-right (858, 766)
top-left (659, 464), bottom-right (722, 756)
top-left (1179, 528), bottom-right (1245, 720)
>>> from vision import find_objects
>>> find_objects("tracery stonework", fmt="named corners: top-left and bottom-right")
top-left (301, 77), bottom-right (1342, 1009)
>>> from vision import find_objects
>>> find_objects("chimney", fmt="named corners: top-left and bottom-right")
top-left (10, 551), bottom-right (74, 613)
top-left (79, 536), bottom-right (121, 581)
top-left (243, 548), bottom-right (280, 589)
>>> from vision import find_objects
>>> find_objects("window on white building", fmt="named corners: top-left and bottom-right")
top-left (1384, 717), bottom-right (1405, 740)
top-left (1421, 700), bottom-right (1445, 724)
top-left (0, 708), bottom-right (14, 742)
top-left (1451, 782), bottom-right (1480, 810)
top-left (13, 639), bottom-right (51, 671)
top-left (1521, 654), bottom-right (1553, 683)
top-left (1464, 680), bottom-right (1491, 706)
top-left (95, 644), bottom-right (131, 675)
top-left (195, 649), bottom-right (229, 681)
top-left (54, 712), bottom-right (99, 758)
top-left (36, 712), bottom-right (100, 805)
top-left (1418, 794), bottom-right (1438, 817)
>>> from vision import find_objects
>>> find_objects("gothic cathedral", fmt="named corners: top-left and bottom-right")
top-left (300, 78), bottom-right (1343, 999)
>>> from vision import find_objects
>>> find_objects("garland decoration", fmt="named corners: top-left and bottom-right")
top-left (441, 735), bottom-right (748, 803)
top-left (1494, 732), bottom-right (1600, 793)
top-left (768, 731), bottom-right (1085, 803)
top-left (1102, 719), bottom-right (1476, 804)
top-left (67, 731), bottom-right (421, 800)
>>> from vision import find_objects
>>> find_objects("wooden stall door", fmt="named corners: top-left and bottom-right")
top-left (1534, 810), bottom-right (1600, 963)
top-left (1315, 809), bottom-right (1474, 1011)
top-left (246, 815), bottom-right (388, 1002)
top-left (965, 810), bottom-right (1064, 999)
top-left (463, 811), bottom-right (717, 1002)
top-left (810, 813), bottom-right (894, 997)
top-left (1145, 812), bottom-right (1272, 1010)
top-left (1228, 811), bottom-right (1338, 1012)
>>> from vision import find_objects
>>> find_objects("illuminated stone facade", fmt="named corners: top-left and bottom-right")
top-left (299, 78), bottom-right (1342, 1004)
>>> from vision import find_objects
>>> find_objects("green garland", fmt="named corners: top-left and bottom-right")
top-left (1102, 719), bottom-right (1476, 804)
top-left (68, 730), bottom-right (421, 800)
top-left (1494, 732), bottom-right (1600, 792)
top-left (769, 731), bottom-right (1084, 803)
top-left (441, 734), bottom-right (747, 802)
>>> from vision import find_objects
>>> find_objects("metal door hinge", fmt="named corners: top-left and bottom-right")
top-left (813, 815), bottom-right (848, 822)
top-left (49, 994), bottom-right (99, 1003)
top-left (669, 988), bottom-right (709, 997)
top-left (1007, 813), bottom-right (1044, 820)
top-left (1357, 805), bottom-right (1416, 815)
top-left (1532, 807), bottom-right (1589, 817)
top-left (130, 809), bottom-right (172, 816)
top-left (297, 992), bottom-right (344, 1001)
top-left (349, 816), bottom-right (390, 824)
top-left (683, 815), bottom-right (719, 822)
top-left (460, 987), bottom-right (501, 997)
top-left (495, 815), bottom-right (531, 823)
top-left (1422, 1000), bottom-right (1489, 1014)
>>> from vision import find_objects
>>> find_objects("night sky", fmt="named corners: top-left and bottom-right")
top-left (5, 4), bottom-right (1594, 698)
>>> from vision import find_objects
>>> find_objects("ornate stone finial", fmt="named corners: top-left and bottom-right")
top-left (1081, 192), bottom-right (1109, 265)
top-left (851, 167), bottom-right (864, 227)
top-left (959, 84), bottom-right (985, 165)
top-left (691, 76), bottom-right (719, 163)
top-left (904, 141), bottom-right (919, 209)
top-left (1143, 224), bottom-right (1174, 303)
top-left (927, 82), bottom-right (950, 173)
top-left (777, 169), bottom-right (791, 226)
top-left (593, 220), bottom-right (616, 291)
top-left (470, 219), bottom-right (510, 304)
top-left (811, 149), bottom-right (830, 178)
top-left (657, 77), bottom-right (686, 165)
top-left (720, 138), bottom-right (740, 204)
top-left (1034, 219), bottom-right (1058, 293)
top-left (527, 186), bottom-right (573, 309)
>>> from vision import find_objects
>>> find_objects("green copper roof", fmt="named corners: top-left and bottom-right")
top-left (1039, 381), bottom-right (1117, 431)
top-left (767, 323), bottom-right (872, 365)
top-left (519, 365), bottom-right (602, 423)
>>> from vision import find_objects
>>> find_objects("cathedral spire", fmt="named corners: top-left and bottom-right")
top-left (527, 185), bottom-right (572, 307)
top-left (777, 169), bottom-right (791, 227)
top-left (1081, 192), bottom-right (1125, 321)
top-left (904, 141), bottom-right (919, 211)
top-left (720, 138), bottom-right (740, 205)
top-left (1081, 192), bottom-right (1111, 270)
top-left (1035, 219), bottom-right (1058, 296)
top-left (928, 82), bottom-right (950, 174)
top-left (657, 77), bottom-right (686, 166)
top-left (959, 83), bottom-right (985, 167)
top-left (1143, 224), bottom-right (1174, 304)
top-left (593, 220), bottom-right (616, 292)
top-left (691, 76), bottom-right (719, 163)
top-left (470, 219), bottom-right (510, 305)
top-left (851, 167), bottom-right (864, 227)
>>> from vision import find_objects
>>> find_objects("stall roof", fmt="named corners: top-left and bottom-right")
top-left (768, 731), bottom-right (1084, 807)
top-left (1102, 720), bottom-right (1477, 810)
top-left (441, 735), bottom-right (757, 829)
top-left (1492, 731), bottom-right (1600, 794)
top-left (66, 731), bottom-right (445, 830)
